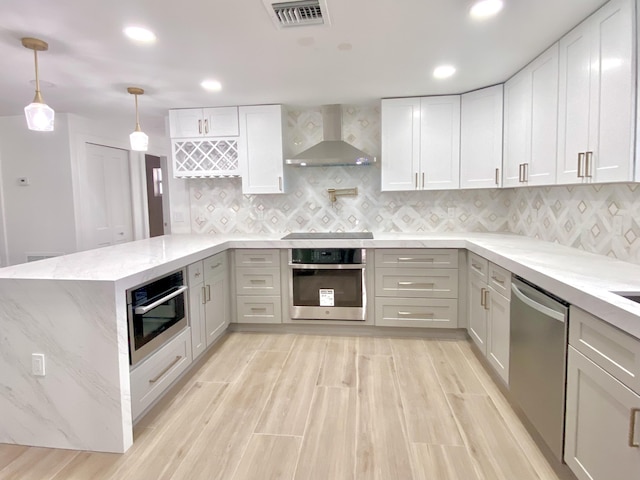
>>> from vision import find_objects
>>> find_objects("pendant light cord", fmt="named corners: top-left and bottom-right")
top-left (134, 94), bottom-right (141, 132)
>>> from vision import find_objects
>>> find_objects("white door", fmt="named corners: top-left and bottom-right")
top-left (564, 347), bottom-right (640, 480)
top-left (169, 109), bottom-right (204, 138)
top-left (460, 85), bottom-right (504, 189)
top-left (588, 0), bottom-right (634, 183)
top-left (420, 95), bottom-right (460, 190)
top-left (83, 144), bottom-right (133, 250)
top-left (468, 275), bottom-right (488, 355)
top-left (381, 98), bottom-right (421, 191)
top-left (189, 279), bottom-right (207, 360)
top-left (529, 44), bottom-right (559, 186)
top-left (239, 105), bottom-right (284, 194)
top-left (503, 70), bottom-right (531, 187)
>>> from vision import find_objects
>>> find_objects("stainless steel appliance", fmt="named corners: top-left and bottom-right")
top-left (288, 247), bottom-right (367, 321)
top-left (510, 275), bottom-right (570, 462)
top-left (127, 269), bottom-right (188, 365)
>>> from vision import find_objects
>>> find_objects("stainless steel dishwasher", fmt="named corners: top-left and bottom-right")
top-left (510, 275), bottom-right (569, 462)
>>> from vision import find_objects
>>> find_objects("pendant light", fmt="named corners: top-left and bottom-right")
top-left (127, 87), bottom-right (148, 151)
top-left (21, 37), bottom-right (55, 132)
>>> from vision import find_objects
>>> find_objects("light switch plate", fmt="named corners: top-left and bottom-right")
top-left (32, 353), bottom-right (45, 376)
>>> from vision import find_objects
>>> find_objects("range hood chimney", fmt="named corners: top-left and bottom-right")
top-left (285, 105), bottom-right (377, 167)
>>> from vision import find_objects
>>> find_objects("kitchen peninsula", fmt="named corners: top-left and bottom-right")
top-left (1, 232), bottom-right (640, 454)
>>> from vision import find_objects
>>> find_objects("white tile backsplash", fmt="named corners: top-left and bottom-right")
top-left (186, 104), bottom-right (640, 264)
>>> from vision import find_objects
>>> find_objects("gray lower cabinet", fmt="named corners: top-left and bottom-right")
top-left (564, 307), bottom-right (640, 480)
top-left (188, 251), bottom-right (230, 360)
top-left (374, 249), bottom-right (459, 328)
top-left (235, 249), bottom-right (283, 324)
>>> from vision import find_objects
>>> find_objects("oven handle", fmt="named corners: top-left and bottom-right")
top-left (134, 286), bottom-right (188, 315)
top-left (288, 264), bottom-right (364, 270)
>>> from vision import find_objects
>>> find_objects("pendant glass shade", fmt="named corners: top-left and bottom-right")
top-left (24, 101), bottom-right (55, 131)
top-left (22, 37), bottom-right (55, 132)
top-left (130, 129), bottom-right (149, 151)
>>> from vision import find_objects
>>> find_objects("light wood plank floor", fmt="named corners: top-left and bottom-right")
top-left (0, 333), bottom-right (562, 480)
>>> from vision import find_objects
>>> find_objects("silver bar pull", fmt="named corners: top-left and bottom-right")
top-left (149, 356), bottom-right (182, 383)
top-left (278, 176), bottom-right (283, 191)
top-left (134, 286), bottom-right (188, 314)
top-left (398, 257), bottom-right (434, 262)
top-left (585, 151), bottom-right (593, 178)
top-left (471, 263), bottom-right (483, 272)
top-left (422, 172), bottom-right (425, 189)
top-left (491, 275), bottom-right (505, 285)
top-left (206, 284), bottom-right (211, 301)
top-left (204, 119), bottom-right (209, 135)
top-left (519, 164), bottom-right (524, 183)
top-left (250, 279), bottom-right (267, 284)
top-left (495, 168), bottom-right (500, 186)
top-left (208, 262), bottom-right (222, 271)
top-left (480, 287), bottom-right (486, 307)
top-left (398, 281), bottom-right (435, 288)
top-left (202, 286), bottom-right (206, 305)
top-left (415, 172), bottom-right (418, 189)
top-left (398, 311), bottom-right (434, 318)
top-left (483, 289), bottom-right (490, 310)
top-left (524, 162), bottom-right (529, 182)
top-left (198, 119), bottom-right (202, 134)
top-left (629, 408), bottom-right (640, 448)
top-left (250, 307), bottom-right (268, 312)
top-left (577, 152), bottom-right (585, 178)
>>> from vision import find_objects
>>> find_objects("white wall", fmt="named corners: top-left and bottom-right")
top-left (0, 115), bottom-right (77, 266)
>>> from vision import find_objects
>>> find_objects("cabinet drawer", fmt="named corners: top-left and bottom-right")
top-left (236, 296), bottom-right (282, 324)
top-left (235, 249), bottom-right (280, 267)
top-left (569, 306), bottom-right (640, 393)
top-left (235, 267), bottom-right (281, 295)
top-left (488, 263), bottom-right (511, 300)
top-left (187, 261), bottom-right (204, 286)
top-left (374, 249), bottom-right (458, 268)
top-left (468, 252), bottom-right (489, 280)
top-left (375, 268), bottom-right (458, 298)
top-left (204, 251), bottom-right (227, 278)
top-left (130, 328), bottom-right (192, 420)
top-left (374, 297), bottom-right (458, 328)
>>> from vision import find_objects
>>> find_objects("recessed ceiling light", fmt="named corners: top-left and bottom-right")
top-left (433, 65), bottom-right (456, 79)
top-left (123, 26), bottom-right (157, 43)
top-left (470, 0), bottom-right (504, 19)
top-left (201, 80), bottom-right (222, 92)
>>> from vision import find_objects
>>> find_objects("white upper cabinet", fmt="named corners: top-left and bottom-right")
top-left (381, 96), bottom-right (460, 191)
top-left (557, 0), bottom-right (634, 184)
top-left (381, 98), bottom-right (421, 191)
top-left (503, 44), bottom-right (559, 187)
top-left (460, 85), bottom-right (504, 189)
top-left (239, 105), bottom-right (285, 194)
top-left (169, 107), bottom-right (239, 138)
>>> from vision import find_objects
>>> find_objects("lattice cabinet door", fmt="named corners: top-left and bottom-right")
top-left (172, 138), bottom-right (240, 177)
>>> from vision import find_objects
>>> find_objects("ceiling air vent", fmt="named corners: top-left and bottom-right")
top-left (264, 0), bottom-right (330, 28)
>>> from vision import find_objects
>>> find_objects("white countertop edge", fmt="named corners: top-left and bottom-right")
top-left (1, 232), bottom-right (640, 340)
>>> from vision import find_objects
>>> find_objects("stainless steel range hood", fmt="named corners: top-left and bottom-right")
top-left (285, 105), bottom-right (377, 167)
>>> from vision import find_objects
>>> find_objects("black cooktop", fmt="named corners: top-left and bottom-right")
top-left (281, 232), bottom-right (374, 240)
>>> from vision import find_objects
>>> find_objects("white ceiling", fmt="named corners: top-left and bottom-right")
top-left (0, 0), bottom-right (608, 136)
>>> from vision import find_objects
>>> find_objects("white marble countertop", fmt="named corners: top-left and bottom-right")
top-left (2, 232), bottom-right (640, 340)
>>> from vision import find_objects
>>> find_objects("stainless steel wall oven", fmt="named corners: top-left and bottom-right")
top-left (289, 248), bottom-right (366, 321)
top-left (127, 269), bottom-right (188, 366)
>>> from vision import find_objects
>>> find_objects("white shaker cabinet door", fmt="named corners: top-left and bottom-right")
top-left (557, 0), bottom-right (634, 184)
top-left (460, 85), bottom-right (503, 189)
top-left (468, 274), bottom-right (488, 355)
top-left (381, 98), bottom-right (421, 191)
top-left (189, 278), bottom-right (207, 360)
top-left (565, 347), bottom-right (640, 480)
top-left (420, 95), bottom-right (460, 190)
top-left (503, 70), bottom-right (531, 187)
top-left (239, 105), bottom-right (285, 194)
top-left (169, 109), bottom-right (205, 138)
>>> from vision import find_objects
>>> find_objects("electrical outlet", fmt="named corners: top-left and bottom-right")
top-left (32, 353), bottom-right (45, 376)
top-left (613, 215), bottom-right (623, 235)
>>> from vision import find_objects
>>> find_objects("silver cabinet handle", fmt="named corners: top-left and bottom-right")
top-left (204, 119), bottom-right (209, 135)
top-left (518, 164), bottom-right (524, 183)
top-left (398, 311), bottom-right (434, 318)
top-left (250, 307), bottom-right (268, 312)
top-left (278, 176), bottom-right (283, 192)
top-left (577, 152), bottom-right (585, 178)
top-left (422, 172), bottom-right (425, 189)
top-left (194, 271), bottom-right (201, 278)
top-left (491, 275), bottom-right (505, 285)
top-left (415, 172), bottom-right (418, 189)
top-left (398, 257), bottom-right (434, 262)
top-left (208, 262), bottom-right (222, 271)
top-left (480, 287), bottom-right (486, 307)
top-left (495, 168), bottom-right (500, 186)
top-left (398, 281), bottom-right (435, 288)
top-left (585, 151), bottom-right (593, 178)
top-left (201, 286), bottom-right (206, 304)
top-left (149, 356), bottom-right (182, 383)
top-left (134, 286), bottom-right (188, 314)
top-left (483, 288), bottom-right (490, 310)
top-left (206, 284), bottom-right (211, 301)
top-left (471, 263), bottom-right (482, 272)
top-left (198, 119), bottom-right (202, 135)
top-left (629, 408), bottom-right (640, 448)
top-left (249, 257), bottom-right (267, 262)
top-left (524, 162), bottom-right (529, 182)
top-left (250, 279), bottom-right (267, 284)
